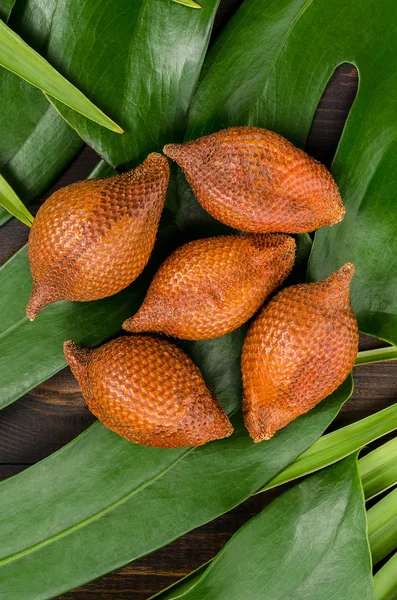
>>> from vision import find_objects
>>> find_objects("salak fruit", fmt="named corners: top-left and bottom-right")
top-left (26, 153), bottom-right (170, 321)
top-left (164, 126), bottom-right (344, 234)
top-left (64, 335), bottom-right (233, 448)
top-left (241, 263), bottom-right (358, 442)
top-left (122, 233), bottom-right (296, 340)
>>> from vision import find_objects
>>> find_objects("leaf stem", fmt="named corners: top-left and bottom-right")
top-left (355, 346), bottom-right (397, 366)
top-left (374, 551), bottom-right (397, 600)
top-left (257, 403), bottom-right (397, 495)
top-left (368, 487), bottom-right (397, 565)
top-left (360, 437), bottom-right (397, 500)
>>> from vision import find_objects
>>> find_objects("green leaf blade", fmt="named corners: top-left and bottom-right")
top-left (0, 0), bottom-right (16, 21)
top-left (0, 19), bottom-right (123, 133)
top-left (0, 173), bottom-right (33, 226)
top-left (186, 0), bottom-right (397, 346)
top-left (154, 456), bottom-right (373, 600)
top-left (36, 0), bottom-right (221, 168)
top-left (0, 380), bottom-right (352, 599)
top-left (0, 67), bottom-right (83, 226)
top-left (259, 401), bottom-right (397, 493)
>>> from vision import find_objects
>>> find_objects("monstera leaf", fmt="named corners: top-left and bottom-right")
top-left (185, 0), bottom-right (397, 346)
top-left (0, 0), bottom-right (394, 597)
top-left (13, 0), bottom-right (222, 168)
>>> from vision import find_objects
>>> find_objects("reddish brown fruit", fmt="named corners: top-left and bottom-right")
top-left (123, 233), bottom-right (296, 340)
top-left (164, 127), bottom-right (344, 234)
top-left (64, 335), bottom-right (233, 448)
top-left (241, 263), bottom-right (358, 442)
top-left (26, 153), bottom-right (170, 321)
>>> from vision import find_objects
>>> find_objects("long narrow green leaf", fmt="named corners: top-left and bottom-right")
top-left (355, 346), bottom-right (397, 366)
top-left (259, 403), bottom-right (397, 493)
top-left (153, 457), bottom-right (373, 600)
top-left (0, 6), bottom-right (83, 227)
top-left (368, 487), bottom-right (397, 565)
top-left (173, 0), bottom-right (201, 7)
top-left (0, 173), bottom-right (33, 226)
top-left (0, 20), bottom-right (123, 133)
top-left (360, 437), bottom-right (397, 500)
top-left (374, 552), bottom-right (397, 600)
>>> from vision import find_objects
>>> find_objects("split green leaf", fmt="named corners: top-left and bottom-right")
top-left (355, 346), bottom-right (397, 366)
top-left (0, 380), bottom-right (352, 599)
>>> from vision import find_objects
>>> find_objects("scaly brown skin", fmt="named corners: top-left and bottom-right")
top-left (241, 263), bottom-right (359, 442)
top-left (26, 153), bottom-right (170, 321)
top-left (164, 127), bottom-right (344, 234)
top-left (64, 336), bottom-right (233, 448)
top-left (123, 233), bottom-right (296, 340)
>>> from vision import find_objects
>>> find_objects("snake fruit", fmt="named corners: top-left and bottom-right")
top-left (123, 233), bottom-right (296, 340)
top-left (64, 335), bottom-right (233, 448)
top-left (242, 263), bottom-right (359, 442)
top-left (164, 127), bottom-right (344, 233)
top-left (26, 153), bottom-right (169, 320)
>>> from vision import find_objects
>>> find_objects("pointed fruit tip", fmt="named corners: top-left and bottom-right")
top-left (330, 262), bottom-right (355, 285)
top-left (146, 151), bottom-right (168, 164)
top-left (319, 262), bottom-right (355, 310)
top-left (163, 143), bottom-right (183, 161)
top-left (26, 284), bottom-right (53, 321)
top-left (122, 313), bottom-right (149, 333)
top-left (63, 340), bottom-right (92, 377)
top-left (144, 152), bottom-right (170, 177)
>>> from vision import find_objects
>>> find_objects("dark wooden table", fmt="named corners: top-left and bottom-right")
top-left (1, 4), bottom-right (396, 597)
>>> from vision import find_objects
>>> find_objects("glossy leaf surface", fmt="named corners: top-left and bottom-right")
top-left (0, 379), bottom-right (352, 599)
top-left (0, 3), bottom-right (83, 225)
top-left (155, 456), bottom-right (373, 600)
top-left (0, 19), bottom-right (123, 132)
top-left (187, 0), bottom-right (397, 346)
top-left (0, 0), bottom-right (15, 20)
top-left (20, 0), bottom-right (222, 167)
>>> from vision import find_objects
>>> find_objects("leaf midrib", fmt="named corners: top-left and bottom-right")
top-left (0, 445), bottom-right (195, 567)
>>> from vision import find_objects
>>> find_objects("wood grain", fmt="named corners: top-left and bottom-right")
top-left (0, 6), bottom-right (396, 598)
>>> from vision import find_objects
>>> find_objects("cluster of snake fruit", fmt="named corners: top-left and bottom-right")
top-left (27, 127), bottom-right (359, 448)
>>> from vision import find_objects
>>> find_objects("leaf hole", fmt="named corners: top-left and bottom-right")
top-left (305, 63), bottom-right (358, 168)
